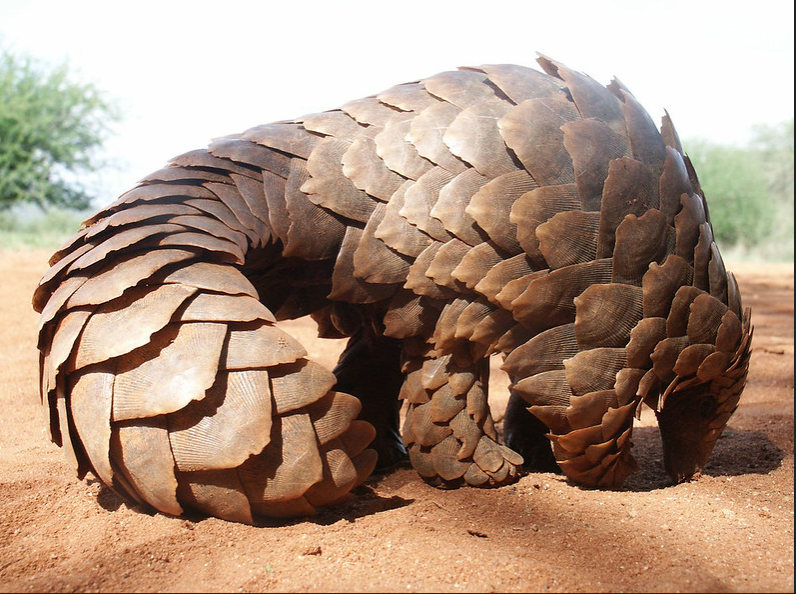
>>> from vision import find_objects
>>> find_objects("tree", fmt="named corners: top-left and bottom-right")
top-left (0, 48), bottom-right (119, 211)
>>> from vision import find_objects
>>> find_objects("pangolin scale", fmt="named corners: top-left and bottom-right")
top-left (33, 55), bottom-right (752, 524)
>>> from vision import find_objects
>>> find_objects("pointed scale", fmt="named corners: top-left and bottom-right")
top-left (400, 167), bottom-right (458, 241)
top-left (84, 202), bottom-right (201, 241)
top-left (329, 225), bottom-right (399, 304)
top-left (166, 214), bottom-right (249, 254)
top-left (510, 183), bottom-right (581, 267)
top-left (596, 157), bottom-right (657, 258)
top-left (512, 369), bottom-right (572, 407)
top-left (88, 183), bottom-right (218, 225)
top-left (715, 309), bottom-right (743, 353)
top-left (561, 119), bottom-right (630, 212)
top-left (614, 88), bottom-right (667, 175)
top-left (426, 238), bottom-right (471, 290)
top-left (66, 223), bottom-right (188, 273)
top-left (511, 259), bottom-right (614, 331)
top-left (431, 168), bottom-right (490, 245)
top-left (466, 170), bottom-right (537, 254)
top-left (476, 63), bottom-right (564, 103)
top-left (167, 148), bottom-right (262, 181)
top-left (432, 297), bottom-right (470, 351)
top-left (111, 322), bottom-right (227, 421)
top-left (659, 147), bottom-right (692, 225)
top-left (69, 368), bottom-right (115, 486)
top-left (230, 172), bottom-right (271, 231)
top-left (34, 243), bottom-right (94, 313)
top-left (674, 193), bottom-right (707, 263)
top-left (404, 242), bottom-right (458, 300)
top-left (157, 231), bottom-right (246, 265)
top-left (537, 56), bottom-right (625, 133)
top-left (666, 285), bottom-right (708, 338)
top-left (268, 359), bottom-right (336, 415)
top-left (261, 171), bottom-right (289, 245)
top-left (468, 307), bottom-right (517, 352)
top-left (65, 249), bottom-right (196, 309)
top-left (431, 435), bottom-right (470, 481)
top-left (374, 111), bottom-right (435, 181)
top-left (473, 253), bottom-right (534, 304)
top-left (240, 121), bottom-right (318, 160)
top-left (182, 196), bottom-right (260, 249)
top-left (207, 137), bottom-right (291, 178)
top-left (611, 209), bottom-right (669, 286)
top-left (73, 284), bottom-right (198, 370)
top-left (407, 101), bottom-right (468, 174)
top-left (168, 368), bottom-right (272, 471)
top-left (573, 283), bottom-right (644, 350)
top-left (641, 255), bottom-right (693, 319)
top-left (176, 292), bottom-right (276, 324)
top-left (708, 243), bottom-right (729, 304)
top-left (224, 320), bottom-right (307, 369)
top-left (353, 203), bottom-right (412, 284)
top-left (342, 130), bottom-right (406, 201)
top-left (237, 412), bottom-right (323, 504)
top-left (497, 94), bottom-right (579, 185)
top-left (44, 308), bottom-right (93, 390)
top-left (283, 158), bottom-right (347, 260)
top-left (566, 390), bottom-right (619, 430)
top-left (444, 101), bottom-right (517, 180)
top-left (536, 210), bottom-right (600, 269)
top-left (375, 180), bottom-right (434, 258)
top-left (139, 165), bottom-right (231, 185)
top-left (423, 69), bottom-right (496, 109)
top-left (175, 468), bottom-right (253, 524)
top-left (692, 222), bottom-right (714, 292)
top-left (563, 347), bottom-right (628, 396)
top-left (687, 293), bottom-right (729, 345)
top-left (113, 417), bottom-right (183, 516)
top-left (502, 323), bottom-right (578, 379)
top-left (306, 391), bottom-right (362, 445)
top-left (625, 317), bottom-right (668, 369)
top-left (302, 137), bottom-right (377, 224)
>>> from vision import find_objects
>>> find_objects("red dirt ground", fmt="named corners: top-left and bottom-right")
top-left (0, 250), bottom-right (792, 593)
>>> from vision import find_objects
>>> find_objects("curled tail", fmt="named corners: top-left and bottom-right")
top-left (33, 159), bottom-right (377, 523)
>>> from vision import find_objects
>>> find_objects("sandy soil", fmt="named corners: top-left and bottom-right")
top-left (0, 250), bottom-right (792, 593)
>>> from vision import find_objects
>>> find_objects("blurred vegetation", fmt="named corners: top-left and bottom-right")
top-left (0, 47), bottom-right (119, 213)
top-left (685, 119), bottom-right (794, 262)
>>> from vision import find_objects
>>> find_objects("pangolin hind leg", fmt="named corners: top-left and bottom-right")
top-left (503, 390), bottom-right (560, 473)
top-left (331, 327), bottom-right (408, 470)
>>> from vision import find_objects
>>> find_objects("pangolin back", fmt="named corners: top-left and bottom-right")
top-left (33, 55), bottom-right (752, 523)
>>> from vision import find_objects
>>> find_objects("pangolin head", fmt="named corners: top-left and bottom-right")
top-left (650, 310), bottom-right (753, 483)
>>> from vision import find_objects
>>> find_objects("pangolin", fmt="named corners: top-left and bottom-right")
top-left (32, 55), bottom-right (753, 524)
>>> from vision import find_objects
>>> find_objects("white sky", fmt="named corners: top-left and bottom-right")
top-left (1, 0), bottom-right (793, 205)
